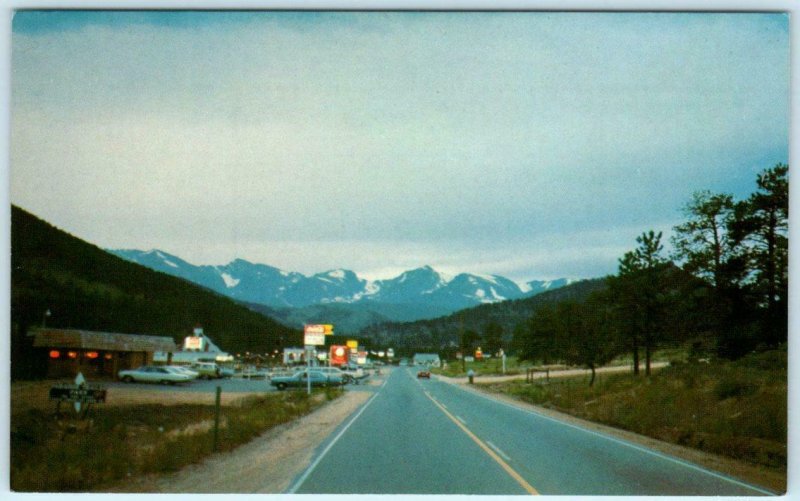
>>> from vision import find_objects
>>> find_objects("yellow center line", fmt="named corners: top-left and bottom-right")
top-left (423, 390), bottom-right (539, 495)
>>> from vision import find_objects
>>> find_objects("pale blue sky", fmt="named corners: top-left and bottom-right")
top-left (10, 11), bottom-right (790, 281)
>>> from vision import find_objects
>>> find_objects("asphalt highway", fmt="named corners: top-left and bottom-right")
top-left (289, 367), bottom-right (772, 496)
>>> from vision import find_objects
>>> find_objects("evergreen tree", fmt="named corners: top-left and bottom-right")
top-left (730, 164), bottom-right (789, 346)
top-left (609, 231), bottom-right (670, 376)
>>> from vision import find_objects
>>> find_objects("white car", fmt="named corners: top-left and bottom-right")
top-left (118, 365), bottom-right (194, 384)
top-left (165, 365), bottom-right (199, 379)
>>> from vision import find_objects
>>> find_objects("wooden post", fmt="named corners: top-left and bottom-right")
top-left (213, 386), bottom-right (221, 452)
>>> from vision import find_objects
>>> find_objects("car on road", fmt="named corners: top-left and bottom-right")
top-left (118, 365), bottom-right (194, 384)
top-left (271, 370), bottom-right (344, 390)
top-left (417, 369), bottom-right (431, 379)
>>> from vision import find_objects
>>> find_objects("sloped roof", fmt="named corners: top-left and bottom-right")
top-left (413, 353), bottom-right (441, 361)
top-left (32, 328), bottom-right (178, 352)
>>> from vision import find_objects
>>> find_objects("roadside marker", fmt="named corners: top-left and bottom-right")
top-left (423, 391), bottom-right (539, 495)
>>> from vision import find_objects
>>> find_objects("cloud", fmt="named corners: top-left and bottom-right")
top-left (10, 12), bottom-right (789, 281)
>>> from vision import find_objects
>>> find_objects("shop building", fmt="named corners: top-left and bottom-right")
top-left (31, 328), bottom-right (178, 378)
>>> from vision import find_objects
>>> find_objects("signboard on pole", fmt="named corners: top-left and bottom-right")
top-left (304, 325), bottom-right (326, 346)
top-left (330, 345), bottom-right (348, 366)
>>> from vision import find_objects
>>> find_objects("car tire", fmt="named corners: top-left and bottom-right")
top-left (277, 382), bottom-right (287, 390)
top-left (122, 376), bottom-right (133, 383)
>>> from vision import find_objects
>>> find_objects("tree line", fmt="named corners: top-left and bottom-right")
top-left (507, 164), bottom-right (787, 383)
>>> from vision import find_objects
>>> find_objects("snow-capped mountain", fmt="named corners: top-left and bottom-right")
top-left (108, 249), bottom-right (574, 315)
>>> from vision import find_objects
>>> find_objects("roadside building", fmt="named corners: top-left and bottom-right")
top-left (412, 353), bottom-right (441, 367)
top-left (31, 328), bottom-right (178, 379)
top-left (283, 347), bottom-right (325, 366)
top-left (153, 326), bottom-right (233, 365)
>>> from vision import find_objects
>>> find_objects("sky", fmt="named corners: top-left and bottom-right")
top-left (9, 10), bottom-right (790, 282)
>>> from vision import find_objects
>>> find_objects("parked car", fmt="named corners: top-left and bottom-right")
top-left (417, 369), bottom-right (431, 379)
top-left (118, 366), bottom-right (194, 384)
top-left (165, 365), bottom-right (199, 379)
top-left (292, 366), bottom-right (348, 383)
top-left (339, 365), bottom-right (366, 384)
top-left (219, 366), bottom-right (235, 378)
top-left (270, 370), bottom-right (344, 390)
top-left (190, 362), bottom-right (222, 379)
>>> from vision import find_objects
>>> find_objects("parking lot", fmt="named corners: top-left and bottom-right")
top-left (108, 375), bottom-right (277, 393)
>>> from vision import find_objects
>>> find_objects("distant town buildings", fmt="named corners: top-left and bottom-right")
top-left (413, 353), bottom-right (441, 367)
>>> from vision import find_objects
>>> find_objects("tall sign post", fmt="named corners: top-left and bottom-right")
top-left (303, 324), bottom-right (333, 394)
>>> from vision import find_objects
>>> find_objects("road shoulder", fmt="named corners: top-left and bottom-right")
top-left (107, 390), bottom-right (371, 493)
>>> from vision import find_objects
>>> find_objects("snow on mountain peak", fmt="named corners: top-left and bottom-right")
top-left (220, 272), bottom-right (240, 288)
top-left (327, 269), bottom-right (346, 280)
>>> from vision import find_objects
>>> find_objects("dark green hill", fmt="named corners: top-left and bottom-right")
top-left (360, 278), bottom-right (608, 355)
top-left (10, 205), bottom-right (301, 379)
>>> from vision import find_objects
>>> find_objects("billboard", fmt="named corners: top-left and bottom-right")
top-left (184, 336), bottom-right (204, 351)
top-left (329, 345), bottom-right (348, 366)
top-left (304, 325), bottom-right (326, 345)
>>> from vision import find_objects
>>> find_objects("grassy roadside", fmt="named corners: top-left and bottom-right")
top-left (11, 387), bottom-right (343, 492)
top-left (433, 349), bottom-right (684, 377)
top-left (477, 349), bottom-right (786, 481)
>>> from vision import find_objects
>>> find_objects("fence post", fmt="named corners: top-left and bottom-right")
top-left (213, 385), bottom-right (221, 452)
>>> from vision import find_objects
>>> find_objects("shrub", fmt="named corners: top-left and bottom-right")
top-left (714, 377), bottom-right (758, 400)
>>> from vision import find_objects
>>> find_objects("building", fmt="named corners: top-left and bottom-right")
top-left (153, 326), bottom-right (233, 364)
top-left (412, 353), bottom-right (441, 367)
top-left (31, 328), bottom-right (178, 378)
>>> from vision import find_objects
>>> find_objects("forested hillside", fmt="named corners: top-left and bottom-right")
top-left (10, 206), bottom-right (301, 379)
top-left (361, 278), bottom-right (607, 355)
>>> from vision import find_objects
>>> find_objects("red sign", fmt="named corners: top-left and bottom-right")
top-left (329, 345), bottom-right (349, 366)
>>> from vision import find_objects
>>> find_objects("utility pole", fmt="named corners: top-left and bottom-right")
top-left (460, 317), bottom-right (466, 373)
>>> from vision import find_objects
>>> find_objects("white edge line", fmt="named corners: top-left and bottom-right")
top-left (486, 440), bottom-right (512, 462)
top-left (455, 414), bottom-right (467, 425)
top-left (287, 390), bottom-right (381, 493)
top-left (454, 382), bottom-right (776, 496)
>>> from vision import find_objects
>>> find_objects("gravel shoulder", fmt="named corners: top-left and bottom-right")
top-left (108, 389), bottom-right (372, 493)
top-left (438, 374), bottom-right (785, 494)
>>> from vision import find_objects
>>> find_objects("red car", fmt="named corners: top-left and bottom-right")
top-left (417, 369), bottom-right (431, 379)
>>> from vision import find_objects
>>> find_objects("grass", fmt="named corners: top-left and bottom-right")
top-left (433, 348), bottom-right (688, 378)
top-left (10, 388), bottom-right (342, 492)
top-left (479, 349), bottom-right (786, 470)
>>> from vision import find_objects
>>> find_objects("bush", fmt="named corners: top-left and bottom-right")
top-left (714, 377), bottom-right (758, 400)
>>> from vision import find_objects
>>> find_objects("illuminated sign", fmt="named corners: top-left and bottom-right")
top-left (330, 345), bottom-right (348, 365)
top-left (184, 336), bottom-right (204, 350)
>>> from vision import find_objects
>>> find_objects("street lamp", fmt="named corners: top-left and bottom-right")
top-left (42, 309), bottom-right (51, 328)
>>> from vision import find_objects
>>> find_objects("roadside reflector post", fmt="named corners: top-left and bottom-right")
top-left (213, 385), bottom-right (221, 451)
top-left (307, 346), bottom-right (312, 395)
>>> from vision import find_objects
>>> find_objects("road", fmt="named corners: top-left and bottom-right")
top-left (289, 367), bottom-right (772, 496)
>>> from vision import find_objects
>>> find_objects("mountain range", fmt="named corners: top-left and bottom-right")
top-left (109, 249), bottom-right (574, 328)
